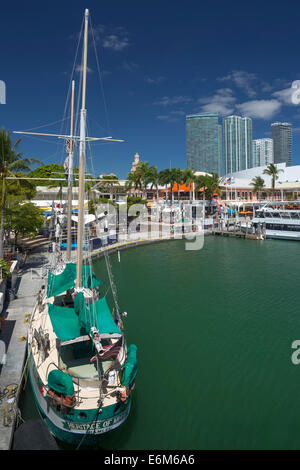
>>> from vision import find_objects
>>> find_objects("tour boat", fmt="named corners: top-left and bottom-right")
top-left (252, 204), bottom-right (300, 241)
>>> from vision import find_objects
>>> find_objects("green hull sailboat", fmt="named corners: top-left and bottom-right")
top-left (22, 9), bottom-right (137, 447)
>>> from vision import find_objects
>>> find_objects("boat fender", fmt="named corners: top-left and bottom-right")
top-left (47, 388), bottom-right (76, 408)
top-left (41, 386), bottom-right (48, 397)
top-left (121, 386), bottom-right (127, 402)
top-left (115, 386), bottom-right (128, 402)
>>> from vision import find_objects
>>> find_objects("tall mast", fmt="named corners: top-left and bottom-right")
top-left (76, 8), bottom-right (89, 288)
top-left (66, 80), bottom-right (75, 262)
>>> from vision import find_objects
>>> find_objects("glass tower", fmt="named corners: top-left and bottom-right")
top-left (186, 113), bottom-right (222, 175)
top-left (252, 139), bottom-right (274, 167)
top-left (223, 115), bottom-right (253, 174)
top-left (271, 122), bottom-right (292, 166)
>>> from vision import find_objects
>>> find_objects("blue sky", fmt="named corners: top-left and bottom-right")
top-left (1, 0), bottom-right (300, 178)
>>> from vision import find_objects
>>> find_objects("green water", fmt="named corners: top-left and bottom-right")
top-left (21, 237), bottom-right (300, 449)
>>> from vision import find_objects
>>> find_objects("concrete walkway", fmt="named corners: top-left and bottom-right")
top-left (0, 241), bottom-right (50, 450)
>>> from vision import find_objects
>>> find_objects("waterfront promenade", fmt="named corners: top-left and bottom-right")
top-left (0, 237), bottom-right (50, 450)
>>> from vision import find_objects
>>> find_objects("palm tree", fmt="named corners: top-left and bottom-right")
top-left (251, 176), bottom-right (265, 201)
top-left (158, 169), bottom-right (171, 203)
top-left (0, 128), bottom-right (40, 257)
top-left (147, 165), bottom-right (160, 202)
top-left (168, 168), bottom-right (180, 204)
top-left (263, 163), bottom-right (283, 200)
top-left (174, 168), bottom-right (184, 203)
top-left (194, 174), bottom-right (208, 201)
top-left (125, 171), bottom-right (140, 197)
top-left (134, 161), bottom-right (152, 199)
top-left (182, 168), bottom-right (195, 203)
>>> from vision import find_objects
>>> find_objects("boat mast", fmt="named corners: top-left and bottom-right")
top-left (76, 8), bottom-right (89, 288)
top-left (66, 80), bottom-right (75, 262)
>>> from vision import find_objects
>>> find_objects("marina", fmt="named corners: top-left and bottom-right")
top-left (1, 0), bottom-right (300, 454)
top-left (17, 236), bottom-right (300, 450)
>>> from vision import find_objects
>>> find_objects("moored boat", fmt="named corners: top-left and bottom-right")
top-left (23, 8), bottom-right (137, 447)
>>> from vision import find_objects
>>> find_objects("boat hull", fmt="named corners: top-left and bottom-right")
top-left (28, 353), bottom-right (131, 447)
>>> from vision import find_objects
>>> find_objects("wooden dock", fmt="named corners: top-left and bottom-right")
top-left (210, 228), bottom-right (264, 240)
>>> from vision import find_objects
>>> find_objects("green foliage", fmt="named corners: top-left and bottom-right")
top-left (6, 203), bottom-right (44, 242)
top-left (0, 258), bottom-right (11, 280)
top-left (126, 196), bottom-right (147, 208)
top-left (263, 163), bottom-right (284, 190)
top-left (28, 163), bottom-right (79, 187)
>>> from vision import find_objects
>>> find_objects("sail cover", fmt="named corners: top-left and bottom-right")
top-left (48, 295), bottom-right (121, 342)
top-left (47, 262), bottom-right (103, 298)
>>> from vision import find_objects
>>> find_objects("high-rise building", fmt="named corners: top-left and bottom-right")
top-left (271, 122), bottom-right (292, 166)
top-left (186, 113), bottom-right (222, 175)
top-left (223, 115), bottom-right (253, 174)
top-left (252, 138), bottom-right (274, 167)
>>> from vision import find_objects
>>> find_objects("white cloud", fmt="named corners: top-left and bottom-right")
top-left (90, 25), bottom-right (131, 51)
top-left (75, 64), bottom-right (93, 74)
top-left (103, 34), bottom-right (130, 51)
top-left (198, 88), bottom-right (236, 115)
top-left (236, 99), bottom-right (281, 119)
top-left (122, 61), bottom-right (139, 72)
top-left (272, 86), bottom-right (295, 105)
top-left (145, 76), bottom-right (166, 84)
top-left (217, 70), bottom-right (257, 97)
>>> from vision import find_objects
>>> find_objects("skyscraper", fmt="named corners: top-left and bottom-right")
top-left (271, 122), bottom-right (292, 166)
top-left (186, 113), bottom-right (222, 175)
top-left (253, 139), bottom-right (274, 167)
top-left (223, 115), bottom-right (253, 174)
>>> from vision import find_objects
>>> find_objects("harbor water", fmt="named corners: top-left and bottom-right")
top-left (20, 236), bottom-right (300, 449)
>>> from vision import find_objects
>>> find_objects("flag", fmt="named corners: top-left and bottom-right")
top-left (64, 154), bottom-right (69, 181)
top-left (90, 337), bottom-right (122, 362)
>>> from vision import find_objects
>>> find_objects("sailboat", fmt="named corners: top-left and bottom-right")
top-left (21, 9), bottom-right (137, 446)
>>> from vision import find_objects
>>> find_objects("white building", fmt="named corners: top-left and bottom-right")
top-left (253, 138), bottom-right (274, 167)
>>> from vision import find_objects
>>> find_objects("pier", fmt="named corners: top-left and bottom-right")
top-left (0, 237), bottom-right (50, 450)
top-left (210, 227), bottom-right (264, 240)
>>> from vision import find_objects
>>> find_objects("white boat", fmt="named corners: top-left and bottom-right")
top-left (252, 203), bottom-right (300, 240)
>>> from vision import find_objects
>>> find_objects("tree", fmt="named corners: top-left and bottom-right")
top-left (134, 161), bottom-right (152, 198)
top-left (147, 165), bottom-right (160, 202)
top-left (125, 171), bottom-right (140, 197)
top-left (158, 169), bottom-right (171, 203)
top-left (251, 176), bottom-right (265, 201)
top-left (174, 168), bottom-right (184, 202)
top-left (263, 163), bottom-right (283, 200)
top-left (6, 203), bottom-right (44, 245)
top-left (182, 168), bottom-right (196, 203)
top-left (0, 129), bottom-right (40, 257)
top-left (97, 174), bottom-right (119, 200)
top-left (28, 163), bottom-right (79, 187)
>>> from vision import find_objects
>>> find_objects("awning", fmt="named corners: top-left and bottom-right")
top-left (48, 295), bottom-right (121, 342)
top-left (47, 262), bottom-right (103, 298)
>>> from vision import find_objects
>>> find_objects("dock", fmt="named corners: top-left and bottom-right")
top-left (0, 238), bottom-right (50, 450)
top-left (210, 228), bottom-right (263, 240)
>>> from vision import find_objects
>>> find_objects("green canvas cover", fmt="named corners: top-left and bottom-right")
top-left (48, 369), bottom-right (74, 395)
top-left (122, 344), bottom-right (138, 387)
top-left (47, 263), bottom-right (76, 298)
top-left (48, 295), bottom-right (121, 342)
top-left (48, 303), bottom-right (81, 341)
top-left (47, 263), bottom-right (103, 298)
